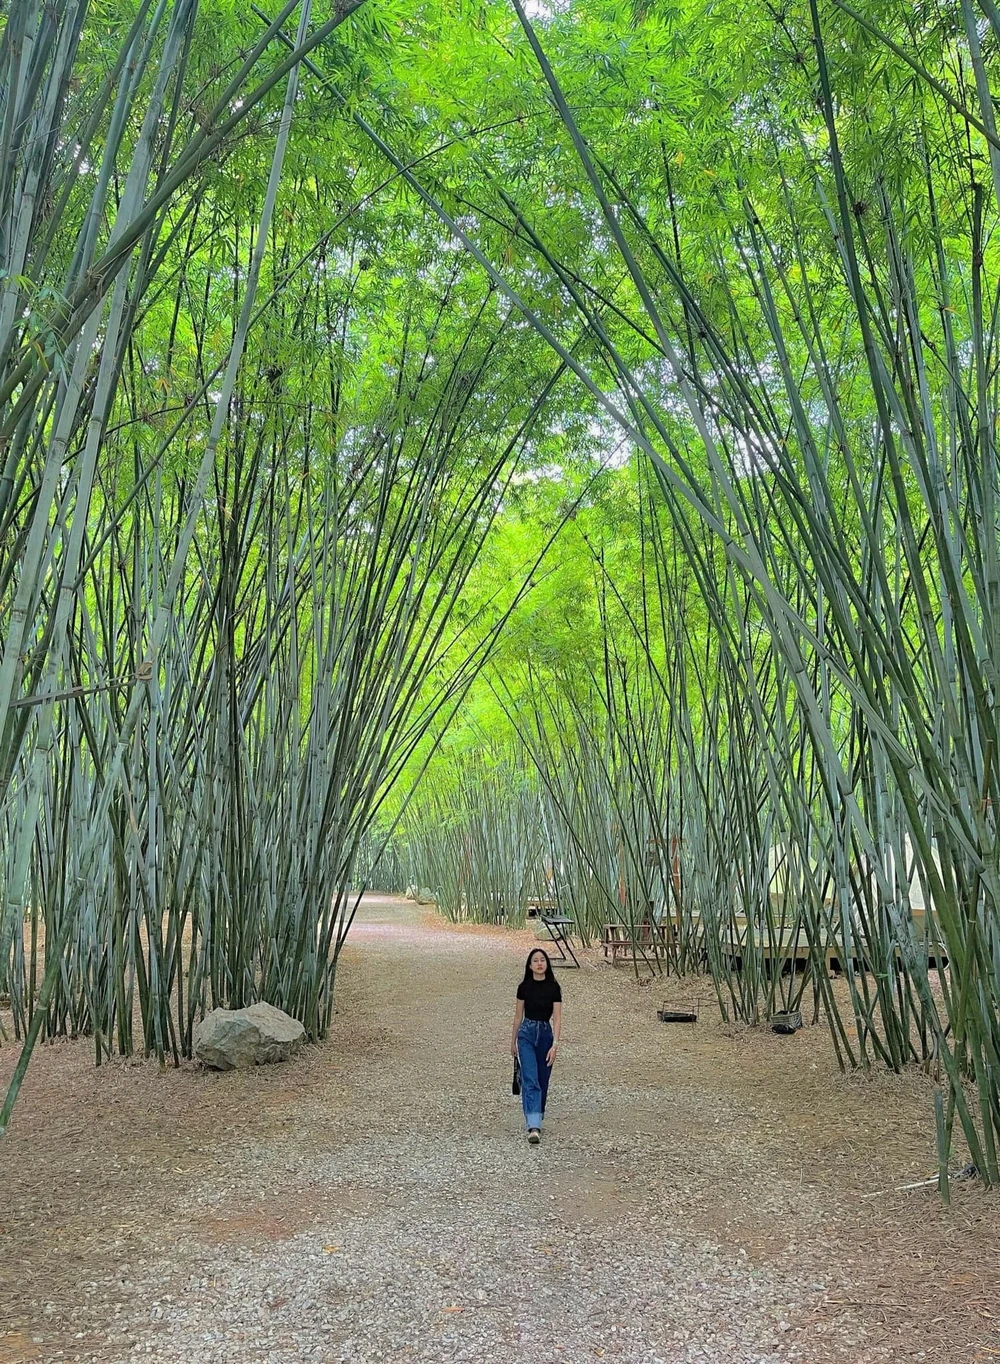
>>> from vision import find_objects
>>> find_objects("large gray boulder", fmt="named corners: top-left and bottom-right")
top-left (193, 1001), bottom-right (305, 1070)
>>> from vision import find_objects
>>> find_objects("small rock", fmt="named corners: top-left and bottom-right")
top-left (193, 1002), bottom-right (305, 1070)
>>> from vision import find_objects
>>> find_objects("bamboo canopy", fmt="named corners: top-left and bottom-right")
top-left (1, 0), bottom-right (999, 1194)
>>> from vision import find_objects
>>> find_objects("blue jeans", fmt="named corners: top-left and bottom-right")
top-left (517, 1018), bottom-right (553, 1129)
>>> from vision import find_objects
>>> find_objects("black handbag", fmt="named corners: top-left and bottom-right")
top-left (512, 1056), bottom-right (521, 1096)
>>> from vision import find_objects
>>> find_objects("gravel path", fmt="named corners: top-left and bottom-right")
top-left (3, 894), bottom-right (998, 1363)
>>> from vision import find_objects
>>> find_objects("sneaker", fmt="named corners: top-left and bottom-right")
top-left (527, 1128), bottom-right (540, 1144)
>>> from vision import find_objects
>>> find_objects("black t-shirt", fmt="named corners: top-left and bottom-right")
top-left (517, 974), bottom-right (562, 1021)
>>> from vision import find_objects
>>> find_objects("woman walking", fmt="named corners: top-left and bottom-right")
top-left (511, 948), bottom-right (562, 1144)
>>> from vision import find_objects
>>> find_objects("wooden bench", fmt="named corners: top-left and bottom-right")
top-left (526, 896), bottom-right (558, 919)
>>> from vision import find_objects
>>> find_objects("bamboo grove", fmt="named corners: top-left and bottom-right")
top-left (3, 0), bottom-right (1000, 1191)
top-left (366, 0), bottom-right (1000, 1189)
top-left (0, 0), bottom-right (567, 1128)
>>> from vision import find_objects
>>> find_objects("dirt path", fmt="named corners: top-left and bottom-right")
top-left (1, 895), bottom-right (998, 1363)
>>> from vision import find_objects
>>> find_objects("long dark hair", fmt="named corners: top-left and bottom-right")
top-left (522, 947), bottom-right (555, 983)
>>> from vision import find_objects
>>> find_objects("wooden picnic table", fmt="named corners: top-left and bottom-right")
top-left (602, 920), bottom-right (665, 963)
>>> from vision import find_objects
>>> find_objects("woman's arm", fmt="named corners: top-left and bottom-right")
top-left (511, 999), bottom-right (524, 1056)
top-left (547, 1001), bottom-right (562, 1065)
